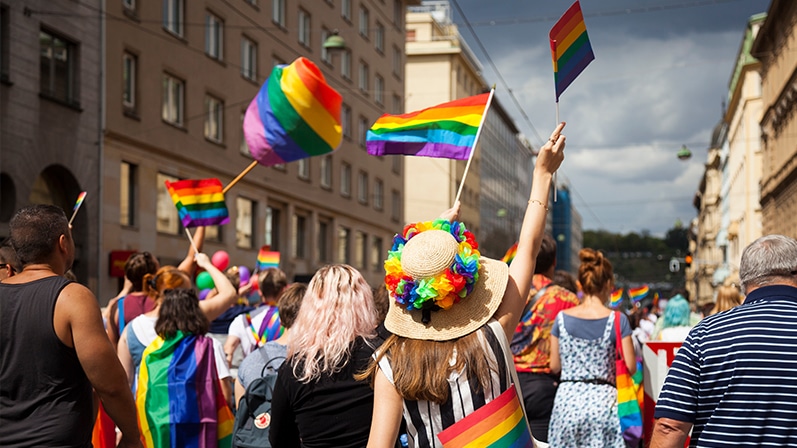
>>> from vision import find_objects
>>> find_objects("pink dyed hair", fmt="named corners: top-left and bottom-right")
top-left (288, 264), bottom-right (378, 382)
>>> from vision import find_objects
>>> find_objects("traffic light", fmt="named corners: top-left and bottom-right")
top-left (685, 253), bottom-right (693, 267)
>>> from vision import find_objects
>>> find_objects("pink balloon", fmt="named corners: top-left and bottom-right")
top-left (211, 250), bottom-right (229, 270)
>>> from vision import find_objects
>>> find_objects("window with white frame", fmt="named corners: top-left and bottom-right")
top-left (162, 73), bottom-right (184, 125)
top-left (317, 219), bottom-right (331, 262)
top-left (358, 116), bottom-right (368, 148)
top-left (292, 213), bottom-right (307, 258)
top-left (122, 52), bottom-right (137, 109)
top-left (239, 111), bottom-right (250, 156)
top-left (354, 231), bottom-right (366, 268)
top-left (204, 94), bottom-right (224, 143)
top-left (341, 49), bottom-right (351, 79)
top-left (375, 74), bottom-right (384, 105)
top-left (391, 189), bottom-right (400, 221)
top-left (392, 155), bottom-right (401, 174)
top-left (205, 12), bottom-right (223, 60)
top-left (272, 0), bottom-right (285, 27)
top-left (359, 62), bottom-right (368, 94)
top-left (321, 28), bottom-right (331, 64)
top-left (241, 37), bottom-right (257, 81)
top-left (40, 30), bottom-right (78, 105)
top-left (337, 226), bottom-right (350, 263)
top-left (156, 173), bottom-right (180, 234)
top-left (265, 205), bottom-right (281, 251)
top-left (359, 6), bottom-right (369, 38)
top-left (236, 196), bottom-right (255, 248)
top-left (371, 236), bottom-right (383, 271)
top-left (297, 158), bottom-right (310, 179)
top-left (358, 171), bottom-right (368, 204)
top-left (374, 178), bottom-right (383, 210)
top-left (393, 0), bottom-right (403, 28)
top-left (375, 22), bottom-right (384, 52)
top-left (392, 94), bottom-right (402, 114)
top-left (298, 9), bottom-right (311, 47)
top-left (342, 103), bottom-right (352, 138)
top-left (120, 161), bottom-right (137, 226)
top-left (342, 0), bottom-right (351, 21)
top-left (320, 155), bottom-right (332, 188)
top-left (392, 45), bottom-right (401, 78)
top-left (163, 0), bottom-right (184, 36)
top-left (341, 162), bottom-right (351, 197)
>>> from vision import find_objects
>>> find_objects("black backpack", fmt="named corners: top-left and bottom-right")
top-left (232, 356), bottom-right (286, 448)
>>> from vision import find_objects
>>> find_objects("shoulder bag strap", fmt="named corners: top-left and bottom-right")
top-left (614, 312), bottom-right (624, 361)
top-left (487, 320), bottom-right (531, 423)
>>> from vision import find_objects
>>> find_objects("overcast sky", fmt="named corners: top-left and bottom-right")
top-left (449, 0), bottom-right (770, 236)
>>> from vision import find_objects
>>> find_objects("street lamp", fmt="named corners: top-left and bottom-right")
top-left (677, 144), bottom-right (692, 161)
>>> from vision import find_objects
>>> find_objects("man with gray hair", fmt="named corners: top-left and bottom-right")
top-left (650, 234), bottom-right (797, 447)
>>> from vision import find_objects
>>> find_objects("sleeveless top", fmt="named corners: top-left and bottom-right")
top-left (0, 276), bottom-right (94, 447)
top-left (116, 291), bottom-right (156, 336)
top-left (378, 320), bottom-right (510, 448)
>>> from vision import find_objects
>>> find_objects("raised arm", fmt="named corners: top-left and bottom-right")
top-left (194, 252), bottom-right (237, 321)
top-left (178, 226), bottom-right (206, 276)
top-left (495, 123), bottom-right (566, 340)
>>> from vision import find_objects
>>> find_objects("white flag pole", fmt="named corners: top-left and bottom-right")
top-left (454, 87), bottom-right (496, 206)
top-left (554, 102), bottom-right (560, 202)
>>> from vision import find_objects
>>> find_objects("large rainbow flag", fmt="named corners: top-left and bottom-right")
top-left (136, 332), bottom-right (234, 448)
top-left (549, 0), bottom-right (594, 101)
top-left (628, 285), bottom-right (650, 303)
top-left (164, 178), bottom-right (230, 228)
top-left (366, 93), bottom-right (491, 160)
top-left (436, 386), bottom-right (533, 447)
top-left (610, 288), bottom-right (623, 308)
top-left (500, 242), bottom-right (518, 265)
top-left (243, 57), bottom-right (342, 166)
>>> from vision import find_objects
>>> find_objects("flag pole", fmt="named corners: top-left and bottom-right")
top-left (554, 102), bottom-right (560, 202)
top-left (454, 87), bottom-right (496, 206)
top-left (184, 227), bottom-right (200, 254)
top-left (223, 160), bottom-right (259, 194)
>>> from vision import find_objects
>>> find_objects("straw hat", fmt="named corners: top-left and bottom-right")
top-left (384, 223), bottom-right (508, 341)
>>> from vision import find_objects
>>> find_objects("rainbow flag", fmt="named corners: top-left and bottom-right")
top-left (610, 288), bottom-right (623, 308)
top-left (136, 332), bottom-right (233, 448)
top-left (243, 57), bottom-right (342, 166)
top-left (549, 0), bottom-right (594, 101)
top-left (73, 191), bottom-right (87, 212)
top-left (628, 285), bottom-right (650, 303)
top-left (366, 92), bottom-right (492, 160)
top-left (164, 178), bottom-right (230, 228)
top-left (500, 242), bottom-right (518, 265)
top-left (256, 247), bottom-right (280, 271)
top-left (436, 386), bottom-right (533, 447)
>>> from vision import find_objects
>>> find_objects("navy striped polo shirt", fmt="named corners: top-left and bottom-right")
top-left (654, 284), bottom-right (797, 447)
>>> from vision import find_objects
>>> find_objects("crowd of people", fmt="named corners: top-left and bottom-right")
top-left (2, 121), bottom-right (796, 448)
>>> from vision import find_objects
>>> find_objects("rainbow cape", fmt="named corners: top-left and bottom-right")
top-left (164, 178), bottom-right (230, 228)
top-left (256, 247), bottom-right (280, 271)
top-left (243, 57), bottom-right (342, 166)
top-left (628, 285), bottom-right (649, 303)
top-left (550, 0), bottom-right (594, 101)
top-left (436, 385), bottom-right (533, 447)
top-left (500, 242), bottom-right (518, 265)
top-left (366, 93), bottom-right (491, 160)
top-left (610, 288), bottom-right (623, 308)
top-left (136, 332), bottom-right (234, 448)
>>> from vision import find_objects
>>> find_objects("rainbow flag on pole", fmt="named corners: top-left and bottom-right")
top-left (628, 285), bottom-right (650, 303)
top-left (610, 288), bottom-right (624, 308)
top-left (73, 191), bottom-right (87, 212)
top-left (500, 242), bottom-right (518, 265)
top-left (256, 247), bottom-right (280, 271)
top-left (550, 0), bottom-right (594, 101)
top-left (244, 57), bottom-right (342, 166)
top-left (136, 332), bottom-right (234, 448)
top-left (366, 92), bottom-right (492, 160)
top-left (164, 178), bottom-right (230, 228)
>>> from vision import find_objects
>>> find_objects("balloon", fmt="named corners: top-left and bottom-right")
top-left (211, 250), bottom-right (230, 270)
top-left (198, 288), bottom-right (211, 300)
top-left (196, 271), bottom-right (215, 290)
top-left (239, 266), bottom-right (251, 285)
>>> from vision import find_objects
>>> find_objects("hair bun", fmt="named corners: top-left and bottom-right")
top-left (579, 248), bottom-right (600, 265)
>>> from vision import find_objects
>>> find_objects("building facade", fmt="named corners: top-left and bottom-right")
top-left (552, 185), bottom-right (583, 274)
top-left (753, 0), bottom-right (797, 239)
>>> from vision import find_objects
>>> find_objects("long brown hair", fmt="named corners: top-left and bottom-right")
top-left (155, 288), bottom-right (209, 338)
top-left (358, 330), bottom-right (497, 404)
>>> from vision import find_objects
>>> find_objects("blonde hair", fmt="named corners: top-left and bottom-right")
top-left (710, 284), bottom-right (743, 315)
top-left (288, 265), bottom-right (378, 382)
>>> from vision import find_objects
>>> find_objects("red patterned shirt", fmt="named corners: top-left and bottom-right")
top-left (511, 274), bottom-right (580, 373)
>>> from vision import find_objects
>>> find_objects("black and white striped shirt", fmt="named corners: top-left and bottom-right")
top-left (654, 285), bottom-right (797, 447)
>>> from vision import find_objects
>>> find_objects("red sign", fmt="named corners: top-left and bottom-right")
top-left (109, 250), bottom-right (136, 277)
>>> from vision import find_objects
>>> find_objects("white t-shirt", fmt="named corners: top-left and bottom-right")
top-left (227, 305), bottom-right (281, 357)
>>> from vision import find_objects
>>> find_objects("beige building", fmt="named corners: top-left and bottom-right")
top-left (753, 0), bottom-right (797, 239)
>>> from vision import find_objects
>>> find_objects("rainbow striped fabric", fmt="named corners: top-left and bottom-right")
top-left (164, 178), bottom-right (230, 228)
top-left (610, 289), bottom-right (623, 308)
top-left (500, 243), bottom-right (518, 265)
top-left (628, 285), bottom-right (650, 303)
top-left (549, 0), bottom-right (594, 101)
top-left (256, 247), bottom-right (280, 271)
top-left (137, 332), bottom-right (234, 448)
top-left (436, 386), bottom-right (533, 448)
top-left (366, 93), bottom-right (490, 160)
top-left (246, 306), bottom-right (283, 348)
top-left (243, 57), bottom-right (342, 166)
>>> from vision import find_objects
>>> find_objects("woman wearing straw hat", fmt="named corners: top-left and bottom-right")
top-left (361, 123), bottom-right (566, 448)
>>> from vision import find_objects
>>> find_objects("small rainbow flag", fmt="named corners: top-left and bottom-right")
top-left (610, 288), bottom-right (624, 308)
top-left (244, 57), bottom-right (342, 166)
top-left (164, 178), bottom-right (230, 228)
top-left (136, 332), bottom-right (234, 448)
top-left (628, 285), bottom-right (650, 303)
top-left (436, 385), bottom-right (533, 447)
top-left (366, 92), bottom-right (492, 160)
top-left (550, 0), bottom-right (594, 101)
top-left (73, 191), bottom-right (87, 212)
top-left (256, 247), bottom-right (280, 271)
top-left (500, 242), bottom-right (518, 265)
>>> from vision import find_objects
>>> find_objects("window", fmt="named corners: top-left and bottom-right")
top-left (265, 205), bottom-right (281, 251)
top-left (297, 158), bottom-right (310, 179)
top-left (321, 29), bottom-right (332, 64)
top-left (156, 173), bottom-right (180, 234)
top-left (298, 9), bottom-right (311, 47)
top-left (292, 214), bottom-right (307, 258)
top-left (241, 37), bottom-right (257, 81)
top-left (163, 0), bottom-right (184, 36)
top-left (359, 7), bottom-right (369, 38)
top-left (392, 156), bottom-right (401, 174)
top-left (341, 103), bottom-right (352, 138)
top-left (205, 225), bottom-right (222, 242)
top-left (205, 12), bottom-right (224, 60)
top-left (162, 73), bottom-right (184, 125)
top-left (359, 62), bottom-right (369, 94)
top-left (354, 231), bottom-right (366, 268)
top-left (393, 0), bottom-right (403, 28)
top-left (341, 49), bottom-right (351, 79)
top-left (317, 219), bottom-right (331, 262)
top-left (358, 171), bottom-right (368, 204)
top-left (272, 55), bottom-right (286, 67)
top-left (122, 52), bottom-right (137, 110)
top-left (204, 95), bottom-right (224, 143)
top-left (375, 22), bottom-right (384, 53)
top-left (358, 116), bottom-right (368, 147)
top-left (342, 0), bottom-right (351, 21)
top-left (374, 179), bottom-right (383, 210)
top-left (371, 237), bottom-right (383, 271)
top-left (341, 162), bottom-right (351, 197)
top-left (272, 0), bottom-right (285, 27)
top-left (120, 162), bottom-right (137, 226)
top-left (123, 0), bottom-right (136, 10)
top-left (392, 94), bottom-right (402, 114)
top-left (236, 197), bottom-right (255, 248)
top-left (392, 46), bottom-right (401, 78)
top-left (1, 6), bottom-right (8, 82)
top-left (375, 74), bottom-right (384, 105)
top-left (39, 30), bottom-right (78, 105)
top-left (337, 227), bottom-right (350, 263)
top-left (320, 155), bottom-right (332, 188)
top-left (391, 189), bottom-right (400, 221)
top-left (239, 111), bottom-right (250, 156)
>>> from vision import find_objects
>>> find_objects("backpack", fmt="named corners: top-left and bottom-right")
top-left (231, 356), bottom-right (286, 448)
